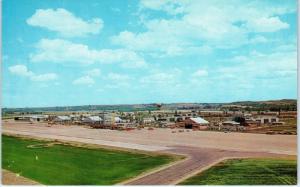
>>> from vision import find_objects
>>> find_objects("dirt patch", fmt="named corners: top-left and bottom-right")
top-left (2, 169), bottom-right (40, 185)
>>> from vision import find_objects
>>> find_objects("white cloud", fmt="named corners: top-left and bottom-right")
top-left (86, 68), bottom-right (101, 77)
top-left (249, 35), bottom-right (268, 44)
top-left (139, 0), bottom-right (184, 15)
top-left (140, 72), bottom-right (175, 84)
top-left (112, 0), bottom-right (293, 55)
top-left (246, 16), bottom-right (289, 32)
top-left (72, 76), bottom-right (95, 86)
top-left (111, 28), bottom-right (212, 57)
top-left (231, 55), bottom-right (249, 63)
top-left (9, 64), bottom-right (57, 82)
top-left (9, 65), bottom-right (34, 77)
top-left (107, 73), bottom-right (130, 81)
top-left (215, 50), bottom-right (297, 82)
top-left (140, 0), bottom-right (170, 10)
top-left (30, 73), bottom-right (58, 81)
top-left (27, 8), bottom-right (103, 37)
top-left (192, 69), bottom-right (208, 77)
top-left (137, 69), bottom-right (186, 97)
top-left (190, 47), bottom-right (297, 98)
top-left (102, 73), bottom-right (132, 89)
top-left (274, 43), bottom-right (296, 52)
top-left (30, 39), bottom-right (147, 68)
top-left (140, 68), bottom-right (183, 87)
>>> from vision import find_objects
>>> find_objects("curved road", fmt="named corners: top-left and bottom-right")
top-left (126, 146), bottom-right (290, 185)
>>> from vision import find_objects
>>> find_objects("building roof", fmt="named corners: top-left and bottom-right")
top-left (30, 115), bottom-right (48, 119)
top-left (143, 117), bottom-right (155, 120)
top-left (56, 116), bottom-right (71, 120)
top-left (70, 114), bottom-right (80, 118)
top-left (200, 110), bottom-right (223, 113)
top-left (256, 115), bottom-right (278, 118)
top-left (85, 116), bottom-right (102, 122)
top-left (114, 117), bottom-right (122, 122)
top-left (190, 117), bottom-right (209, 124)
top-left (223, 121), bottom-right (240, 125)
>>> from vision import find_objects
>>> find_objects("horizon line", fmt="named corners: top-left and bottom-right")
top-left (2, 98), bottom-right (297, 109)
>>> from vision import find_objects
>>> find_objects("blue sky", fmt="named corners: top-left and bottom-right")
top-left (2, 0), bottom-right (297, 108)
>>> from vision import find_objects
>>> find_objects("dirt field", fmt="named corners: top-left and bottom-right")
top-left (2, 120), bottom-right (297, 185)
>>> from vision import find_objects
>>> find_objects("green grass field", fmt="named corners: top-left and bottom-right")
top-left (180, 158), bottom-right (297, 185)
top-left (2, 135), bottom-right (175, 185)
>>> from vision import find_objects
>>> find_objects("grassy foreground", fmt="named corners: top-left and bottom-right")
top-left (180, 158), bottom-right (297, 185)
top-left (2, 135), bottom-right (174, 185)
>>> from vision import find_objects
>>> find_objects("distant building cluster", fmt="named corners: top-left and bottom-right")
top-left (12, 106), bottom-right (296, 134)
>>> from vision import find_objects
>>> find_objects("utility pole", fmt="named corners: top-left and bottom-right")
top-left (111, 112), bottom-right (115, 129)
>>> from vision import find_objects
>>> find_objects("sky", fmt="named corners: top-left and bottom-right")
top-left (2, 0), bottom-right (297, 108)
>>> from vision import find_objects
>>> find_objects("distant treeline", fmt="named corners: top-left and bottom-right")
top-left (2, 99), bottom-right (296, 115)
top-left (247, 104), bottom-right (297, 112)
top-left (2, 104), bottom-right (160, 115)
top-left (230, 99), bottom-right (297, 111)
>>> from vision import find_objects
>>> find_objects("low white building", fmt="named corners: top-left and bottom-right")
top-left (189, 117), bottom-right (209, 125)
top-left (254, 115), bottom-right (279, 124)
top-left (143, 117), bottom-right (155, 124)
top-left (70, 114), bottom-right (81, 120)
top-left (54, 116), bottom-right (71, 122)
top-left (30, 115), bottom-right (49, 122)
top-left (15, 115), bottom-right (48, 122)
top-left (114, 117), bottom-right (123, 123)
top-left (83, 116), bottom-right (103, 124)
top-left (183, 117), bottom-right (209, 129)
top-left (221, 121), bottom-right (244, 131)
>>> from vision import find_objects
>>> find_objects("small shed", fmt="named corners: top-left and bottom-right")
top-left (183, 117), bottom-right (209, 129)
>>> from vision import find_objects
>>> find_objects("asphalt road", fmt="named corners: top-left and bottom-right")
top-left (126, 146), bottom-right (290, 185)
